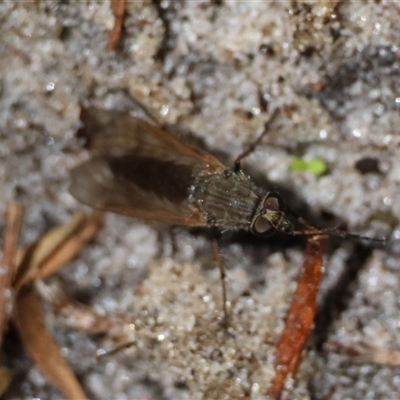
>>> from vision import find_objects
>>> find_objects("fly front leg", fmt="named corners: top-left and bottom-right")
top-left (234, 108), bottom-right (280, 172)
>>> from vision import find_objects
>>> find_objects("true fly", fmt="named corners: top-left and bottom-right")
top-left (69, 106), bottom-right (381, 302)
top-left (69, 106), bottom-right (383, 399)
top-left (70, 107), bottom-right (332, 239)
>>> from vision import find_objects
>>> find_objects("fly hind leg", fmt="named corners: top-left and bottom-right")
top-left (212, 239), bottom-right (230, 327)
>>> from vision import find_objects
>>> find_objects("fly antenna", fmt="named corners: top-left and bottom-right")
top-left (292, 218), bottom-right (385, 244)
top-left (322, 225), bottom-right (386, 244)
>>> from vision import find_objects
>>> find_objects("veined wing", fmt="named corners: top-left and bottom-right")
top-left (78, 107), bottom-right (222, 171)
top-left (70, 107), bottom-right (225, 226)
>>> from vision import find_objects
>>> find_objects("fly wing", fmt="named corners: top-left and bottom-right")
top-left (70, 107), bottom-right (226, 226)
top-left (78, 107), bottom-right (222, 170)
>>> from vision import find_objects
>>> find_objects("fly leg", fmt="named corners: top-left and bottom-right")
top-left (212, 239), bottom-right (229, 326)
top-left (234, 108), bottom-right (280, 172)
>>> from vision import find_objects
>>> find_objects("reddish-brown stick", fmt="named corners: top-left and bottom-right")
top-left (106, 0), bottom-right (127, 51)
top-left (268, 235), bottom-right (326, 399)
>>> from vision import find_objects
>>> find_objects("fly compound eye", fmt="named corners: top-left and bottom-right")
top-left (251, 193), bottom-right (287, 236)
top-left (263, 192), bottom-right (286, 212)
top-left (252, 215), bottom-right (273, 236)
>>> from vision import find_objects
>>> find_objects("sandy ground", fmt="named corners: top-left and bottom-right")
top-left (1, 1), bottom-right (400, 399)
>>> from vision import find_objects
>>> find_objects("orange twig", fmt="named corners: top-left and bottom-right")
top-left (106, 0), bottom-right (127, 51)
top-left (0, 202), bottom-right (24, 348)
top-left (14, 212), bottom-right (103, 291)
top-left (268, 235), bottom-right (326, 399)
top-left (13, 287), bottom-right (86, 400)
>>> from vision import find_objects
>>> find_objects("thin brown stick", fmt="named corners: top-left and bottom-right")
top-left (96, 341), bottom-right (136, 358)
top-left (36, 280), bottom-right (128, 334)
top-left (325, 340), bottom-right (400, 367)
top-left (0, 202), bottom-right (24, 348)
top-left (106, 0), bottom-right (127, 51)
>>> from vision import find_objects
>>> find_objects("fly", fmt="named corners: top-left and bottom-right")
top-left (70, 107), bottom-right (354, 240)
top-left (69, 106), bottom-right (384, 400)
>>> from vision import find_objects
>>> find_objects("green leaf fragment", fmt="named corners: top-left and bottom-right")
top-left (289, 157), bottom-right (327, 176)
